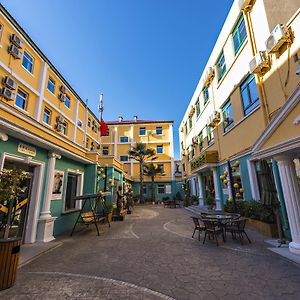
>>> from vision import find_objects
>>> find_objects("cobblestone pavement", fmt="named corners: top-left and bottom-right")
top-left (1, 206), bottom-right (300, 299)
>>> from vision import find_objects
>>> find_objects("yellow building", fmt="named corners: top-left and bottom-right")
top-left (101, 116), bottom-right (179, 201)
top-left (179, 0), bottom-right (300, 254)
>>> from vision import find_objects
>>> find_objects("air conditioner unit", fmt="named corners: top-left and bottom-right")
top-left (238, 0), bottom-right (254, 10)
top-left (10, 34), bottom-right (24, 48)
top-left (265, 24), bottom-right (288, 54)
top-left (203, 67), bottom-right (215, 86)
top-left (2, 76), bottom-right (17, 90)
top-left (212, 111), bottom-right (221, 123)
top-left (58, 93), bottom-right (66, 102)
top-left (60, 85), bottom-right (67, 94)
top-left (56, 116), bottom-right (65, 123)
top-left (192, 136), bottom-right (199, 145)
top-left (56, 124), bottom-right (63, 132)
top-left (8, 45), bottom-right (22, 59)
top-left (249, 51), bottom-right (270, 74)
top-left (1, 87), bottom-right (15, 101)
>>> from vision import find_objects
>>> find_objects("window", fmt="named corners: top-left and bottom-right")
top-left (22, 50), bottom-right (34, 73)
top-left (64, 95), bottom-right (70, 109)
top-left (158, 184), bottom-right (165, 194)
top-left (139, 127), bottom-right (146, 136)
top-left (184, 123), bottom-right (188, 135)
top-left (206, 125), bottom-right (214, 145)
top-left (195, 100), bottom-right (200, 117)
top-left (216, 51), bottom-right (226, 81)
top-left (86, 138), bottom-right (89, 149)
top-left (102, 146), bottom-right (109, 156)
top-left (181, 141), bottom-right (184, 150)
top-left (198, 130), bottom-right (203, 152)
top-left (0, 23), bottom-right (3, 42)
top-left (102, 128), bottom-right (110, 136)
top-left (120, 155), bottom-right (129, 162)
top-left (190, 146), bottom-right (195, 160)
top-left (233, 15), bottom-right (247, 54)
top-left (15, 89), bottom-right (27, 110)
top-left (64, 172), bottom-right (82, 212)
top-left (222, 102), bottom-right (234, 132)
top-left (156, 127), bottom-right (163, 135)
top-left (240, 75), bottom-right (260, 115)
top-left (43, 107), bottom-right (51, 124)
top-left (143, 184), bottom-right (147, 195)
top-left (87, 118), bottom-right (91, 127)
top-left (120, 136), bottom-right (129, 143)
top-left (188, 116), bottom-right (193, 130)
top-left (157, 164), bottom-right (164, 173)
top-left (47, 77), bottom-right (55, 94)
top-left (61, 123), bottom-right (67, 135)
top-left (157, 145), bottom-right (163, 154)
top-left (203, 86), bottom-right (209, 105)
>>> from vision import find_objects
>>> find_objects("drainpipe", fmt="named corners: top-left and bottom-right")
top-left (243, 7), bottom-right (270, 126)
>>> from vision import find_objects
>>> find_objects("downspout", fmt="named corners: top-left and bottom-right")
top-left (244, 6), bottom-right (270, 126)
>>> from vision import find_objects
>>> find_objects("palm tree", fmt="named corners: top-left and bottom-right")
top-left (143, 163), bottom-right (164, 203)
top-left (128, 143), bottom-right (156, 203)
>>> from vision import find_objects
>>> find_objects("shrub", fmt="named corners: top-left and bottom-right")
top-left (175, 191), bottom-right (183, 201)
top-left (206, 195), bottom-right (216, 206)
top-left (190, 195), bottom-right (199, 205)
top-left (162, 196), bottom-right (170, 201)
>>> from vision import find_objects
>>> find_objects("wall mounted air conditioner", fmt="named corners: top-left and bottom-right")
top-left (266, 24), bottom-right (288, 54)
top-left (203, 67), bottom-right (215, 86)
top-left (8, 45), bottom-right (22, 59)
top-left (56, 124), bottom-right (63, 132)
top-left (192, 136), bottom-right (199, 145)
top-left (56, 116), bottom-right (65, 123)
top-left (1, 87), bottom-right (15, 101)
top-left (249, 51), bottom-right (270, 74)
top-left (58, 93), bottom-right (66, 102)
top-left (10, 34), bottom-right (24, 48)
top-left (60, 85), bottom-right (67, 94)
top-left (212, 111), bottom-right (221, 122)
top-left (2, 76), bottom-right (17, 90)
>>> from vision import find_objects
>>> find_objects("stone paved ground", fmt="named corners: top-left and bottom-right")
top-left (1, 206), bottom-right (300, 299)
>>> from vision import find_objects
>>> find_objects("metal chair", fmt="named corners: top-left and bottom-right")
top-left (202, 219), bottom-right (225, 246)
top-left (225, 217), bottom-right (251, 244)
top-left (191, 216), bottom-right (206, 241)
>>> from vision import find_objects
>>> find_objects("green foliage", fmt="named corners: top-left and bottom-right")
top-left (224, 200), bottom-right (276, 224)
top-left (0, 169), bottom-right (27, 205)
top-left (175, 191), bottom-right (183, 201)
top-left (184, 196), bottom-right (191, 207)
top-left (162, 196), bottom-right (170, 201)
top-left (190, 195), bottom-right (198, 204)
top-left (206, 195), bottom-right (216, 206)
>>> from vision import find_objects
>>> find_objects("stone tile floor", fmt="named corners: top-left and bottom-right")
top-left (1, 206), bottom-right (300, 299)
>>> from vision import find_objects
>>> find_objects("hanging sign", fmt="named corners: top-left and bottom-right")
top-left (190, 151), bottom-right (218, 171)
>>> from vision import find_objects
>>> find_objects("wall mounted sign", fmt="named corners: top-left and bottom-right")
top-left (17, 143), bottom-right (36, 157)
top-left (190, 151), bottom-right (218, 171)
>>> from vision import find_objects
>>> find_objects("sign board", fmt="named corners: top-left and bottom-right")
top-left (190, 151), bottom-right (218, 171)
top-left (222, 188), bottom-right (229, 195)
top-left (17, 143), bottom-right (36, 157)
top-left (52, 170), bottom-right (64, 200)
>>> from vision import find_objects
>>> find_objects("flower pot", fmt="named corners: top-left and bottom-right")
top-left (0, 237), bottom-right (22, 291)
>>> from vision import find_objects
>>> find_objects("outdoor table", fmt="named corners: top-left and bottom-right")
top-left (204, 214), bottom-right (233, 242)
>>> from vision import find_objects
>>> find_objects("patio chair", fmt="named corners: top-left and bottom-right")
top-left (202, 219), bottom-right (225, 246)
top-left (191, 216), bottom-right (206, 241)
top-left (225, 217), bottom-right (251, 244)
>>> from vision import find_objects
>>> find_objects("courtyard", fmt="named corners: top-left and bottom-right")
top-left (1, 206), bottom-right (300, 300)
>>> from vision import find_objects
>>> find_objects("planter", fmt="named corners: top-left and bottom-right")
top-left (0, 237), bottom-right (22, 291)
top-left (247, 218), bottom-right (278, 238)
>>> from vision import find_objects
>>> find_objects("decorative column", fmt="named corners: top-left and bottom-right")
top-left (197, 173), bottom-right (204, 206)
top-left (37, 152), bottom-right (61, 242)
top-left (212, 167), bottom-right (221, 210)
top-left (276, 155), bottom-right (300, 255)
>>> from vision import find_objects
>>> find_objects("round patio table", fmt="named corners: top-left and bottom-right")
top-left (205, 214), bottom-right (232, 221)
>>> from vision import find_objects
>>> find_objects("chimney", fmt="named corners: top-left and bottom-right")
top-left (133, 115), bottom-right (138, 122)
top-left (118, 115), bottom-right (123, 122)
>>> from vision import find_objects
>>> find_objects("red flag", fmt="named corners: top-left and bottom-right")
top-left (100, 118), bottom-right (108, 136)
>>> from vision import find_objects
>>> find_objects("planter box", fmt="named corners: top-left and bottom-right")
top-left (247, 218), bottom-right (278, 238)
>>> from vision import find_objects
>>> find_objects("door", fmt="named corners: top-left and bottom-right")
top-left (65, 173), bottom-right (78, 211)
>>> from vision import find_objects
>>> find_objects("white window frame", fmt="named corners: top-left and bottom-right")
top-left (156, 127), bottom-right (163, 135)
top-left (139, 127), bottom-right (146, 136)
top-left (22, 50), bottom-right (34, 74)
top-left (157, 145), bottom-right (163, 154)
top-left (47, 76), bottom-right (55, 94)
top-left (62, 169), bottom-right (84, 213)
top-left (61, 123), bottom-right (67, 136)
top-left (157, 184), bottom-right (165, 194)
top-left (15, 88), bottom-right (28, 111)
top-left (120, 155), bottom-right (129, 162)
top-left (102, 146), bottom-right (109, 156)
top-left (64, 95), bottom-right (71, 109)
top-left (120, 136), bottom-right (129, 143)
top-left (43, 107), bottom-right (51, 125)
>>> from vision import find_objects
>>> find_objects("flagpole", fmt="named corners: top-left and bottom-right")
top-left (98, 93), bottom-right (104, 150)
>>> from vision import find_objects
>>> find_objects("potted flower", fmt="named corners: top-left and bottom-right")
top-left (0, 168), bottom-right (26, 290)
top-left (206, 195), bottom-right (216, 210)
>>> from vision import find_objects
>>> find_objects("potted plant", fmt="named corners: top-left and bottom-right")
top-left (0, 168), bottom-right (26, 290)
top-left (206, 195), bottom-right (216, 210)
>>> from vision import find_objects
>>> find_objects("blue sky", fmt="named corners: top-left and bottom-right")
top-left (1, 0), bottom-right (232, 159)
